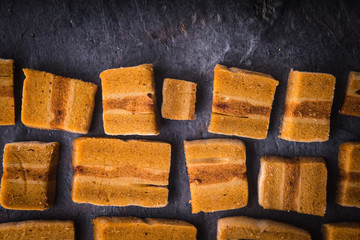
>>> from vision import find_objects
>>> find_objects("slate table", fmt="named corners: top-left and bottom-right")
top-left (0, 0), bottom-right (360, 239)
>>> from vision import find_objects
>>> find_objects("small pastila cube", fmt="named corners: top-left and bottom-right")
top-left (161, 78), bottom-right (197, 120)
top-left (258, 156), bottom-right (327, 216)
top-left (72, 137), bottom-right (171, 207)
top-left (100, 64), bottom-right (160, 135)
top-left (217, 216), bottom-right (311, 240)
top-left (0, 220), bottom-right (75, 240)
top-left (0, 59), bottom-right (15, 125)
top-left (0, 141), bottom-right (60, 210)
top-left (322, 222), bottom-right (360, 240)
top-left (208, 64), bottom-right (279, 139)
top-left (336, 142), bottom-right (360, 208)
top-left (280, 69), bottom-right (336, 142)
top-left (21, 69), bottom-right (97, 134)
top-left (184, 139), bottom-right (247, 213)
top-left (93, 217), bottom-right (197, 240)
top-left (340, 71), bottom-right (360, 117)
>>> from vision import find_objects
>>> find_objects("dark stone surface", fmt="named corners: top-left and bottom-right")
top-left (0, 0), bottom-right (360, 239)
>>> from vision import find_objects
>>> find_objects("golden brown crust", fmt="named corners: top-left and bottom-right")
top-left (188, 163), bottom-right (246, 185)
top-left (0, 86), bottom-right (13, 98)
top-left (283, 159), bottom-right (300, 210)
top-left (340, 96), bottom-right (360, 117)
top-left (74, 165), bottom-right (168, 182)
top-left (284, 100), bottom-right (333, 119)
top-left (4, 167), bottom-right (57, 182)
top-left (103, 95), bottom-right (154, 113)
top-left (212, 94), bottom-right (271, 118)
top-left (50, 76), bottom-right (71, 129)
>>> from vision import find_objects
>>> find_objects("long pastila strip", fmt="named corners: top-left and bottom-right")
top-left (217, 216), bottom-right (311, 240)
top-left (0, 220), bottom-right (74, 240)
top-left (93, 217), bottom-right (197, 240)
top-left (0, 58), bottom-right (14, 125)
top-left (71, 137), bottom-right (171, 207)
top-left (336, 142), bottom-right (360, 208)
top-left (322, 222), bottom-right (360, 240)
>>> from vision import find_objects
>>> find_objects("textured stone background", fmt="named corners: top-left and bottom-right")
top-left (0, 0), bottom-right (360, 239)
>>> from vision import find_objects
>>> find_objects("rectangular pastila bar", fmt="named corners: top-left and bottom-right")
top-left (0, 59), bottom-right (14, 125)
top-left (0, 220), bottom-right (74, 240)
top-left (258, 156), bottom-right (327, 216)
top-left (100, 64), bottom-right (160, 135)
top-left (280, 69), bottom-right (336, 142)
top-left (21, 69), bottom-right (97, 134)
top-left (340, 71), bottom-right (360, 117)
top-left (0, 141), bottom-right (60, 210)
top-left (71, 137), bottom-right (171, 207)
top-left (184, 139), bottom-right (247, 213)
top-left (336, 142), bottom-right (360, 208)
top-left (208, 64), bottom-right (278, 139)
top-left (93, 217), bottom-right (197, 240)
top-left (217, 216), bottom-right (311, 240)
top-left (322, 222), bottom-right (360, 240)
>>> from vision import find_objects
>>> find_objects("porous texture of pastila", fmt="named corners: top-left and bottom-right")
top-left (161, 78), bottom-right (197, 120)
top-left (0, 141), bottom-right (60, 210)
top-left (21, 69), bottom-right (97, 134)
top-left (100, 64), bottom-right (160, 135)
top-left (184, 138), bottom-right (247, 213)
top-left (71, 137), bottom-right (171, 208)
top-left (209, 64), bottom-right (278, 139)
top-left (93, 217), bottom-right (197, 240)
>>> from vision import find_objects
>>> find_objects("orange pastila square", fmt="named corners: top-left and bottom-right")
top-left (336, 142), bottom-right (360, 208)
top-left (21, 69), bottom-right (97, 134)
top-left (280, 69), bottom-right (336, 142)
top-left (258, 156), bottom-right (327, 216)
top-left (161, 78), bottom-right (197, 120)
top-left (208, 64), bottom-right (279, 139)
top-left (340, 71), bottom-right (360, 117)
top-left (0, 58), bottom-right (15, 126)
top-left (184, 138), bottom-right (247, 213)
top-left (0, 141), bottom-right (60, 211)
top-left (100, 64), bottom-right (160, 135)
top-left (93, 217), bottom-right (196, 240)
